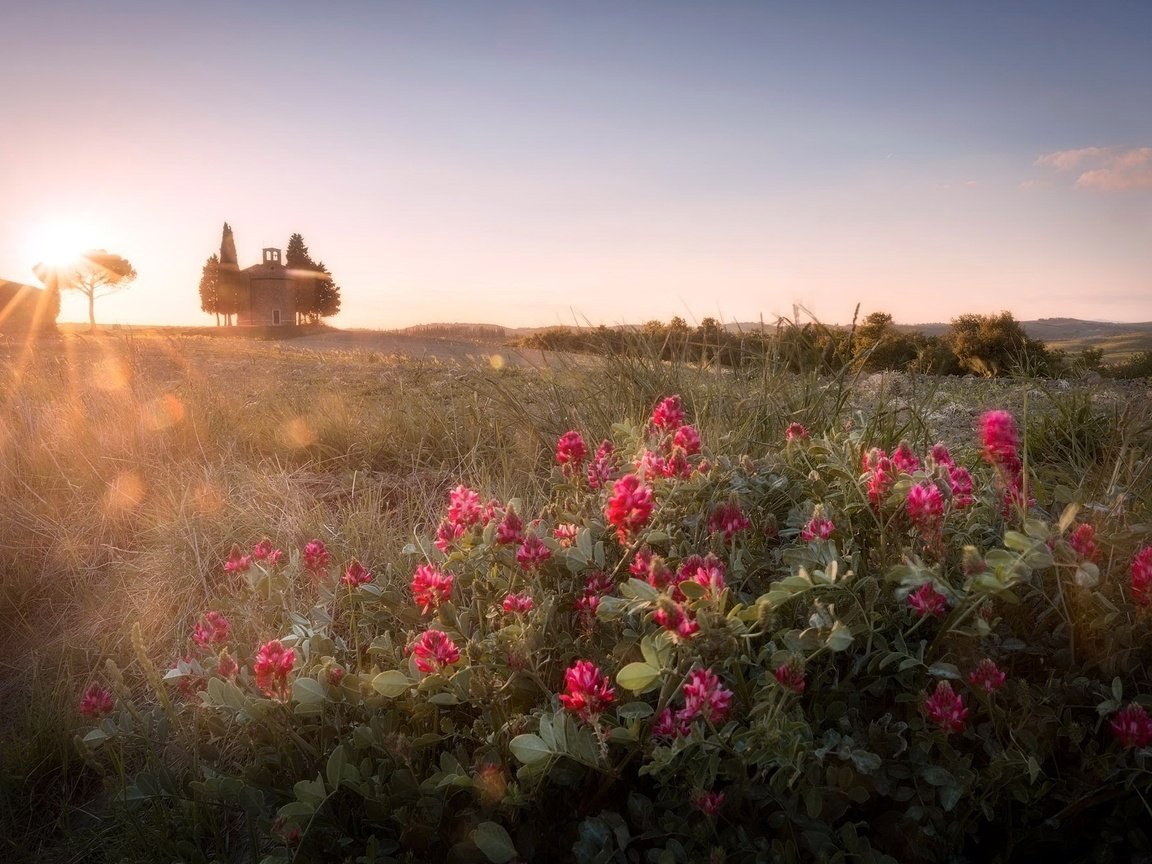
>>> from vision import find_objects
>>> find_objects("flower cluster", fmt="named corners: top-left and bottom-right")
top-left (785, 422), bottom-right (809, 442)
top-left (1111, 703), bottom-right (1152, 749)
top-left (1130, 546), bottom-right (1152, 607)
top-left (907, 582), bottom-right (948, 618)
top-left (223, 546), bottom-right (252, 574)
top-left (655, 668), bottom-right (733, 738)
top-left (652, 597), bottom-right (699, 640)
top-left (191, 611), bottom-right (230, 648)
top-left (412, 564), bottom-right (454, 614)
top-left (555, 430), bottom-right (587, 476)
top-left (676, 554), bottom-right (726, 598)
top-left (516, 534), bottom-right (552, 570)
top-left (302, 539), bottom-right (329, 577)
top-left (410, 629), bottom-right (461, 675)
top-left (341, 559), bottom-right (373, 587)
top-left (650, 395), bottom-right (685, 431)
top-left (981, 410), bottom-right (1030, 515)
top-left (863, 448), bottom-right (896, 508)
top-left (774, 662), bottom-right (806, 695)
top-left (1068, 523), bottom-right (1097, 561)
top-left (708, 501), bottom-right (750, 542)
top-left (80, 684), bottom-right (115, 718)
top-left (558, 660), bottom-right (615, 723)
top-left (801, 510), bottom-right (835, 542)
top-left (502, 592), bottom-right (534, 614)
top-left (605, 474), bottom-right (654, 542)
top-left (586, 440), bottom-right (618, 489)
top-left (252, 538), bottom-right (284, 565)
top-left (924, 681), bottom-right (969, 734)
top-left (906, 481), bottom-right (944, 535)
top-left (967, 658), bottom-right (1007, 693)
top-left (253, 640), bottom-right (295, 700)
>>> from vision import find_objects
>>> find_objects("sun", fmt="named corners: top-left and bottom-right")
top-left (25, 219), bottom-right (99, 270)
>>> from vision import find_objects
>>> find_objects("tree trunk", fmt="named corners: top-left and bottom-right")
top-left (215, 312), bottom-right (220, 326)
top-left (88, 290), bottom-right (95, 331)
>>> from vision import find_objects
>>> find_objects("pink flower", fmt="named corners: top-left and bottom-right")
top-left (327, 665), bottom-right (346, 686)
top-left (708, 502), bottom-right (750, 542)
top-left (605, 474), bottom-right (654, 542)
top-left (434, 519), bottom-right (465, 552)
top-left (412, 564), bottom-right (454, 614)
top-left (495, 508), bottom-right (524, 545)
top-left (907, 582), bottom-right (948, 618)
top-left (775, 663), bottom-right (806, 695)
top-left (516, 534), bottom-right (552, 570)
top-left (223, 547), bottom-right (251, 574)
top-left (447, 485), bottom-right (483, 528)
top-left (1131, 546), bottom-right (1152, 606)
top-left (785, 422), bottom-right (809, 442)
top-left (646, 557), bottom-right (674, 591)
top-left (653, 601), bottom-right (699, 640)
top-left (653, 707), bottom-right (692, 738)
top-left (302, 540), bottom-right (329, 576)
top-left (981, 410), bottom-right (1020, 470)
top-left (949, 466), bottom-right (974, 509)
top-left (906, 482), bottom-right (944, 533)
top-left (930, 443), bottom-right (954, 468)
top-left (673, 424), bottom-right (702, 455)
top-left (651, 395), bottom-right (685, 431)
top-left (191, 611), bottom-right (230, 648)
top-left (80, 684), bottom-right (114, 718)
top-left (662, 448), bottom-right (692, 479)
top-left (1111, 703), bottom-right (1152, 749)
top-left (554, 523), bottom-right (579, 547)
top-left (341, 559), bottom-right (373, 587)
top-left (892, 441), bottom-right (921, 474)
top-left (801, 513), bottom-right (835, 542)
top-left (864, 450), bottom-right (895, 508)
top-left (252, 539), bottom-right (280, 561)
top-left (924, 680), bottom-right (968, 734)
top-left (216, 650), bottom-right (238, 679)
top-left (630, 545), bottom-right (653, 578)
top-left (676, 554), bottom-right (726, 598)
top-left (586, 440), bottom-right (618, 489)
top-left (694, 790), bottom-right (725, 816)
top-left (502, 592), bottom-right (534, 614)
top-left (555, 430), bottom-right (588, 475)
top-left (635, 449), bottom-right (668, 479)
top-left (411, 629), bottom-right (461, 675)
top-left (967, 658), bottom-right (1007, 693)
top-left (681, 668), bottom-right (733, 725)
top-left (253, 640), bottom-right (295, 700)
top-left (558, 660), bottom-right (615, 722)
top-left (1069, 523), bottom-right (1098, 561)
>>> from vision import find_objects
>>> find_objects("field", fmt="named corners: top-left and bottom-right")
top-left (2, 328), bottom-right (1151, 863)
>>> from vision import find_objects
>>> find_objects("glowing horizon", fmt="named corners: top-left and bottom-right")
top-left (2, 2), bottom-right (1150, 329)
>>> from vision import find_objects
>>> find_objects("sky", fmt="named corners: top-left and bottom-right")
top-left (1, 0), bottom-right (1150, 328)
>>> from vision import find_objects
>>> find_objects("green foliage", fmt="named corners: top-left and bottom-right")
top-left (948, 311), bottom-right (1053, 377)
top-left (198, 252), bottom-right (221, 319)
top-left (73, 393), bottom-right (1152, 863)
top-left (287, 233), bottom-right (341, 323)
top-left (34, 248), bottom-right (137, 328)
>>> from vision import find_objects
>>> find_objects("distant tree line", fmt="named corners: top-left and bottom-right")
top-left (401, 323), bottom-right (507, 340)
top-left (516, 311), bottom-right (1135, 378)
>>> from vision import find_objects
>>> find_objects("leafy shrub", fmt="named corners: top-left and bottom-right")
top-left (77, 397), bottom-right (1152, 863)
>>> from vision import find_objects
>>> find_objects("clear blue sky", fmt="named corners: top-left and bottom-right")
top-left (2, 0), bottom-right (1149, 326)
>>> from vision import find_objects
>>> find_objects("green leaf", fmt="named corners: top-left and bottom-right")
top-left (293, 678), bottom-right (327, 705)
top-left (1057, 502), bottom-right (1080, 534)
top-left (276, 801), bottom-right (315, 819)
top-left (471, 822), bottom-right (518, 863)
top-left (1074, 562), bottom-right (1099, 587)
top-left (616, 701), bottom-right (654, 721)
top-left (371, 670), bottom-right (412, 698)
top-left (326, 745), bottom-right (347, 791)
top-left (677, 580), bottom-right (708, 601)
top-left (616, 662), bottom-right (660, 693)
top-left (825, 620), bottom-right (853, 652)
top-left (509, 734), bottom-right (552, 765)
top-left (927, 662), bottom-right (960, 680)
top-left (1003, 531), bottom-right (1034, 553)
top-left (621, 578), bottom-right (659, 602)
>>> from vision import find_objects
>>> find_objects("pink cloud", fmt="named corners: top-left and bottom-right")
top-left (1035, 146), bottom-right (1152, 191)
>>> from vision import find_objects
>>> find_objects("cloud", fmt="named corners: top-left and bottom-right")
top-left (1035, 146), bottom-right (1152, 191)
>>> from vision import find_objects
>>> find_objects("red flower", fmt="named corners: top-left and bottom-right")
top-left (223, 546), bottom-right (251, 574)
top-left (774, 663), bottom-right (806, 694)
top-left (326, 665), bottom-right (346, 686)
top-left (694, 790), bottom-right (725, 816)
top-left (892, 441), bottom-right (921, 473)
top-left (949, 466), bottom-right (974, 509)
top-left (801, 514), bottom-right (835, 542)
top-left (708, 502), bottom-right (750, 542)
top-left (924, 680), bottom-right (968, 734)
top-left (653, 707), bottom-right (691, 738)
top-left (555, 430), bottom-right (588, 474)
top-left (1111, 702), bottom-right (1152, 749)
top-left (680, 668), bottom-right (733, 725)
top-left (676, 554), bottom-right (726, 598)
top-left (630, 545), bottom-right (653, 578)
top-left (785, 422), bottom-right (809, 442)
top-left (412, 564), bottom-right (454, 614)
top-left (605, 474), bottom-right (654, 542)
top-left (1130, 546), bottom-right (1152, 606)
top-left (930, 443), bottom-right (954, 468)
top-left (864, 451), bottom-right (895, 508)
top-left (653, 601), bottom-right (699, 640)
top-left (502, 592), bottom-right (534, 614)
top-left (516, 534), bottom-right (552, 570)
top-left (410, 629), bottom-right (461, 675)
top-left (586, 440), bottom-right (618, 489)
top-left (908, 582), bottom-right (948, 618)
top-left (1068, 523), bottom-right (1097, 561)
top-left (447, 485), bottom-right (483, 527)
top-left (558, 660), bottom-right (615, 722)
top-left (80, 684), bottom-right (114, 718)
top-left (673, 424), bottom-right (702, 455)
top-left (217, 650), bottom-right (238, 679)
top-left (651, 395), bottom-right (685, 431)
top-left (302, 539), bottom-right (329, 576)
top-left (434, 519), bottom-right (465, 552)
top-left (906, 482), bottom-right (944, 533)
top-left (341, 559), bottom-right (373, 587)
top-left (191, 611), bottom-right (230, 648)
top-left (252, 539), bottom-right (280, 561)
top-left (554, 523), bottom-right (579, 547)
top-left (981, 410), bottom-right (1020, 469)
top-left (495, 508), bottom-right (525, 546)
top-left (967, 658), bottom-right (1007, 693)
top-left (253, 640), bottom-right (295, 700)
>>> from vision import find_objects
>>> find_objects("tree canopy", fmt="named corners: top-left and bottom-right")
top-left (286, 233), bottom-right (340, 323)
top-left (34, 249), bottom-right (136, 330)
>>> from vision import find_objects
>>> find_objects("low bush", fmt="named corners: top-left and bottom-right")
top-left (76, 396), bottom-right (1152, 863)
